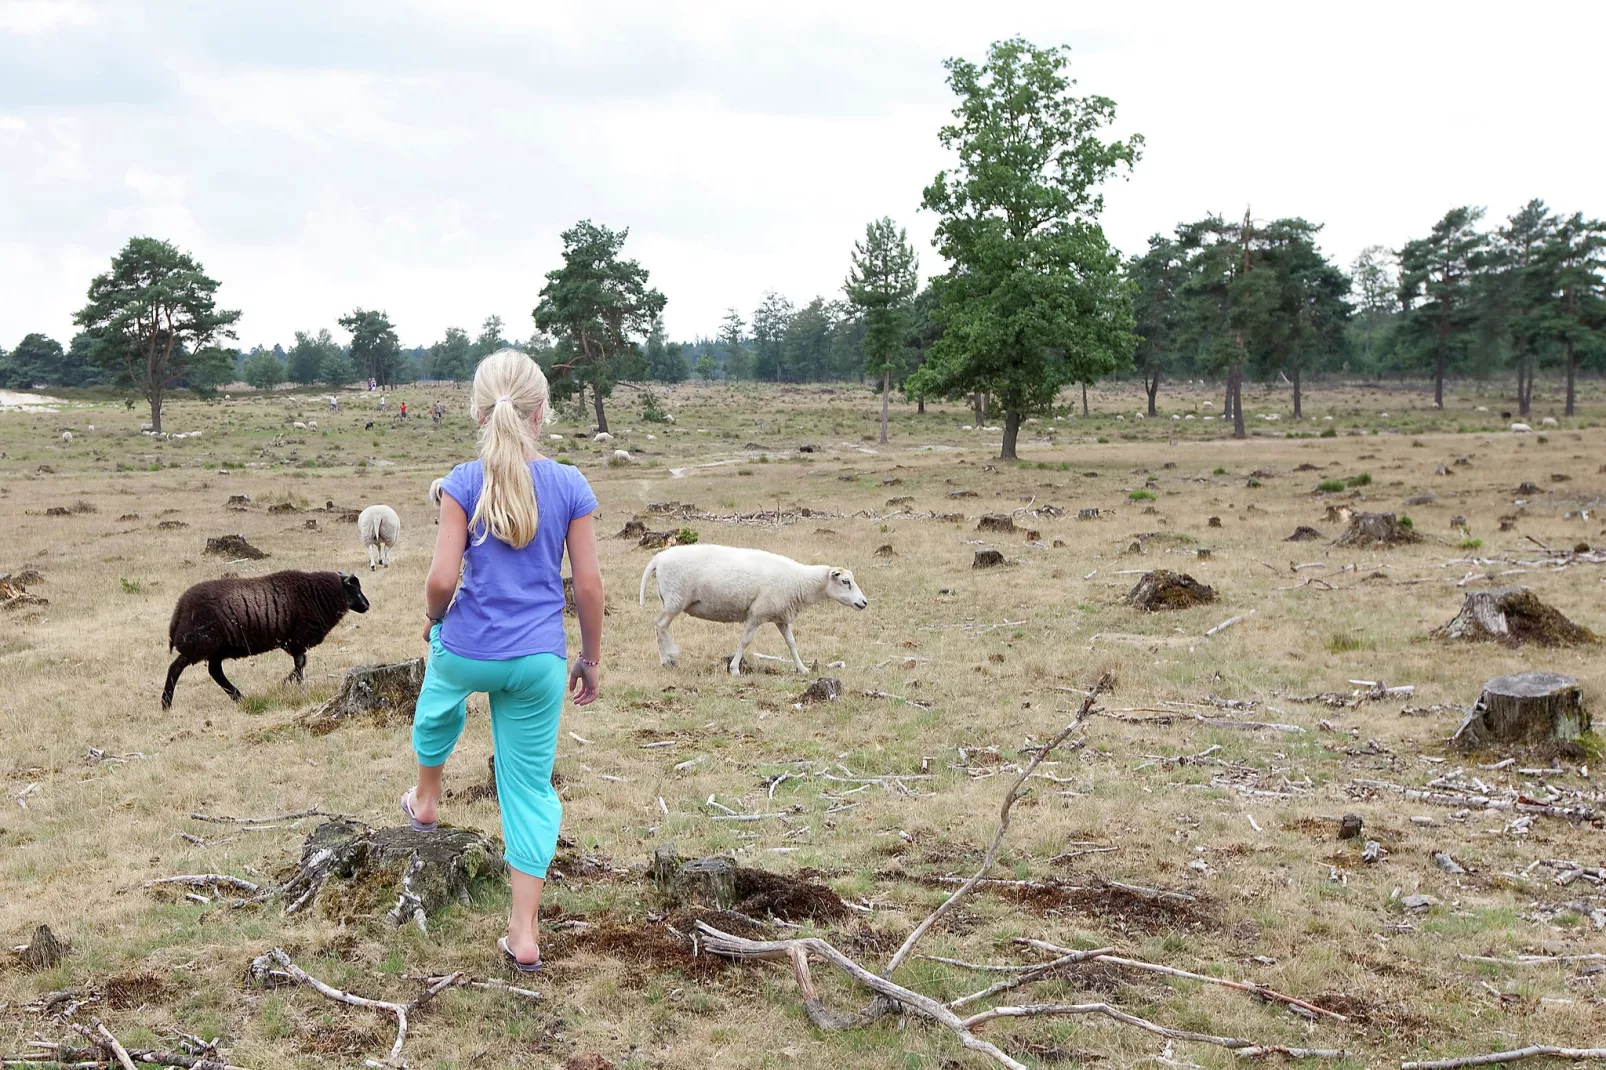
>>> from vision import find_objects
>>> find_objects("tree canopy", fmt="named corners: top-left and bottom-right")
top-left (338, 308), bottom-right (403, 387)
top-left (845, 217), bottom-right (918, 443)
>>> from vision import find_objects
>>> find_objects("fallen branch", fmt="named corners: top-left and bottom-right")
top-left (862, 689), bottom-right (934, 709)
top-left (1092, 709), bottom-right (1305, 734)
top-left (1013, 938), bottom-right (1348, 1021)
top-left (1457, 952), bottom-right (1606, 967)
top-left (15, 1040), bottom-right (250, 1069)
top-left (142, 874), bottom-right (261, 895)
top-left (1204, 611), bottom-right (1253, 637)
top-left (189, 806), bottom-right (350, 826)
top-left (90, 1020), bottom-right (137, 1070)
top-left (248, 948), bottom-right (459, 1068)
top-left (1401, 1046), bottom-right (1606, 1070)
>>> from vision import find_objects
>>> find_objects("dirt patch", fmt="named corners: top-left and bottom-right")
top-left (561, 918), bottom-right (734, 980)
top-left (157, 519), bottom-right (187, 530)
top-left (1126, 570), bottom-right (1215, 611)
top-left (732, 867), bottom-right (850, 922)
top-left (1066, 881), bottom-right (1216, 932)
top-left (564, 1056), bottom-right (617, 1070)
top-left (1286, 526), bottom-right (1322, 542)
top-left (1311, 991), bottom-right (1430, 1032)
top-left (204, 534), bottom-right (269, 559)
top-left (293, 1012), bottom-right (388, 1057)
top-left (100, 970), bottom-right (174, 1009)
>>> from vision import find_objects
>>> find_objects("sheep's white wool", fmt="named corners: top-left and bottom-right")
top-left (86, 424), bottom-right (94, 431)
top-left (358, 505), bottom-right (401, 570)
top-left (1541, 416), bottom-right (1558, 426)
top-left (594, 431), bottom-right (614, 442)
top-left (640, 544), bottom-right (868, 676)
top-left (613, 449), bottom-right (631, 461)
top-left (1510, 423), bottom-right (1532, 433)
top-left (293, 421), bottom-right (307, 429)
top-left (428, 478), bottom-right (444, 507)
top-left (60, 430), bottom-right (72, 443)
top-left (308, 420), bottom-right (318, 430)
top-left (548, 434), bottom-right (564, 441)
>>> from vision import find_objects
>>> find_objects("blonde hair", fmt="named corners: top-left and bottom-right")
top-left (466, 348), bottom-right (549, 549)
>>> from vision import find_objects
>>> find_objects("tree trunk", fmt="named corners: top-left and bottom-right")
top-left (1145, 371), bottom-right (1158, 417)
top-left (1565, 339), bottom-right (1576, 417)
top-left (1222, 378), bottom-right (1232, 418)
top-left (1291, 357), bottom-right (1302, 420)
top-left (916, 394), bottom-right (925, 415)
top-left (972, 392), bottom-right (983, 428)
top-left (1230, 364), bottom-right (1245, 440)
top-left (1000, 408), bottom-right (1020, 461)
top-left (879, 368), bottom-right (889, 444)
top-left (149, 393), bottom-right (163, 434)
top-left (592, 383), bottom-right (609, 434)
top-left (1517, 353), bottom-right (1531, 417)
top-left (1433, 330), bottom-right (1446, 409)
top-left (1081, 382), bottom-right (1089, 417)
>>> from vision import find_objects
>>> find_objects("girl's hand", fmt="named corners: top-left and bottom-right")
top-left (423, 620), bottom-right (439, 644)
top-left (568, 660), bottom-right (599, 705)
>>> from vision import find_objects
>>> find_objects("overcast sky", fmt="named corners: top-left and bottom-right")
top-left (4, 0), bottom-right (1603, 352)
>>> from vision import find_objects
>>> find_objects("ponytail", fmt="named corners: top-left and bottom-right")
top-left (466, 349), bottom-right (550, 549)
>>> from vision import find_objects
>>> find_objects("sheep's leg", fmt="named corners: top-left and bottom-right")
top-left (655, 608), bottom-right (681, 667)
top-left (161, 655), bottom-right (190, 710)
top-left (777, 621), bottom-right (808, 674)
top-left (729, 617), bottom-right (761, 676)
top-left (368, 544), bottom-right (377, 571)
top-left (286, 648), bottom-right (307, 684)
top-left (381, 543), bottom-right (390, 567)
top-left (208, 658), bottom-right (243, 702)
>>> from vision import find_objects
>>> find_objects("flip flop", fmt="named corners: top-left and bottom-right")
top-left (499, 936), bottom-right (543, 973)
top-left (400, 789), bottom-right (438, 832)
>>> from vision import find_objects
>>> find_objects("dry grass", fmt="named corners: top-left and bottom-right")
top-left (1, 378), bottom-right (1603, 1068)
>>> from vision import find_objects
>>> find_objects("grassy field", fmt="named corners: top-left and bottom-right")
top-left (2, 376), bottom-right (1603, 1069)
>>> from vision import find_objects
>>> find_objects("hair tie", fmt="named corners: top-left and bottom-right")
top-left (495, 395), bottom-right (512, 406)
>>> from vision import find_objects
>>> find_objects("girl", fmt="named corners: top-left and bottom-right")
top-left (403, 348), bottom-right (603, 972)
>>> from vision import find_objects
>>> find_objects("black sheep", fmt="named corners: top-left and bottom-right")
top-left (162, 570), bottom-right (370, 709)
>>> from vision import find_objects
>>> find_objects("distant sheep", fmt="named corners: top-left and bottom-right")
top-left (594, 431), bottom-right (614, 443)
top-left (1511, 422), bottom-right (1532, 433)
top-left (307, 419), bottom-right (318, 431)
top-left (60, 431), bottom-right (72, 444)
top-left (613, 449), bottom-right (631, 462)
top-left (292, 421), bottom-right (307, 430)
top-left (358, 504), bottom-right (401, 570)
top-left (86, 424), bottom-right (94, 432)
top-left (162, 570), bottom-right (370, 708)
top-left (1541, 416), bottom-right (1558, 427)
top-left (428, 478), bottom-right (445, 524)
top-left (640, 544), bottom-right (867, 675)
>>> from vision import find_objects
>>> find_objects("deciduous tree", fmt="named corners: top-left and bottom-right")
top-left (73, 237), bottom-right (240, 432)
top-left (242, 348), bottom-right (285, 390)
top-left (912, 38), bottom-right (1141, 460)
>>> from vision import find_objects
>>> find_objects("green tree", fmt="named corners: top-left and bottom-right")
top-left (782, 298), bottom-right (833, 381)
top-left (1397, 207), bottom-right (1488, 409)
top-left (338, 309), bottom-right (403, 387)
top-left (1491, 201), bottom-right (1559, 416)
top-left (1128, 236), bottom-right (1189, 415)
top-left (1175, 214), bottom-right (1251, 436)
top-left (902, 283), bottom-right (943, 412)
top-left (73, 237), bottom-right (240, 432)
top-left (751, 291), bottom-right (794, 382)
top-left (845, 217), bottom-right (918, 443)
top-left (643, 319), bottom-right (687, 382)
top-left (286, 328), bottom-right (341, 385)
top-left (533, 220), bottom-right (666, 432)
top-left (1549, 212), bottom-right (1606, 417)
top-left (694, 353), bottom-right (715, 380)
top-left (719, 309), bottom-right (748, 380)
top-left (426, 326), bottom-right (474, 381)
top-left (1237, 219), bottom-right (1351, 419)
top-left (1348, 246), bottom-right (1397, 375)
top-left (0, 333), bottom-right (63, 389)
top-left (475, 314), bottom-right (506, 358)
top-left (242, 348), bottom-right (285, 390)
top-left (911, 38), bottom-right (1142, 459)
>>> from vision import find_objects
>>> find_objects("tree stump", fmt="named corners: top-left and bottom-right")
top-left (977, 514), bottom-right (1016, 533)
top-left (203, 534), bottom-right (269, 559)
top-left (300, 658), bottom-right (425, 732)
top-left (615, 519), bottom-right (646, 540)
top-left (1433, 588), bottom-right (1598, 647)
top-left (972, 549), bottom-right (1006, 569)
top-left (650, 844), bottom-right (738, 910)
top-left (796, 678), bottom-right (842, 704)
top-left (1126, 570), bottom-right (1215, 611)
top-left (1334, 512), bottom-right (1420, 548)
top-left (1285, 526), bottom-right (1322, 542)
top-left (279, 819), bottom-right (505, 924)
top-left (17, 924), bottom-right (66, 970)
top-left (1453, 673), bottom-right (1590, 749)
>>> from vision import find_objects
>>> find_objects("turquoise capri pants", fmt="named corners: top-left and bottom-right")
top-left (412, 625), bottom-right (566, 879)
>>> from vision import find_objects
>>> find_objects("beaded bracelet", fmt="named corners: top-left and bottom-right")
top-left (578, 656), bottom-right (600, 667)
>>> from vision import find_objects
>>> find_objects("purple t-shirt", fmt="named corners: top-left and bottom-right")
top-left (438, 459), bottom-right (598, 660)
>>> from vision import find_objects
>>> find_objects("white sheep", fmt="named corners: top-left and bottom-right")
top-left (1511, 422), bottom-right (1532, 433)
top-left (594, 431), bottom-right (614, 443)
top-left (1541, 416), bottom-right (1558, 427)
top-left (613, 449), bottom-right (631, 462)
top-left (292, 421), bottom-right (307, 430)
top-left (86, 424), bottom-right (94, 432)
top-left (427, 477), bottom-right (445, 524)
top-left (60, 431), bottom-right (72, 444)
top-left (307, 419), bottom-right (318, 431)
top-left (639, 544), bottom-right (868, 676)
top-left (358, 504), bottom-right (401, 571)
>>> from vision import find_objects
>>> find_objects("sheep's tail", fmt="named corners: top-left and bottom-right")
top-left (639, 556), bottom-right (658, 607)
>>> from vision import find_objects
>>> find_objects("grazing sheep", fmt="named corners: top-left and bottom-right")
top-left (594, 431), bottom-right (614, 443)
top-left (292, 421), bottom-right (307, 430)
top-left (86, 424), bottom-right (94, 432)
top-left (613, 449), bottom-right (631, 462)
top-left (640, 544), bottom-right (868, 675)
top-left (1511, 422), bottom-right (1532, 433)
top-left (428, 477), bottom-right (444, 523)
top-left (162, 570), bottom-right (369, 708)
top-left (307, 419), bottom-right (318, 430)
top-left (1541, 416), bottom-right (1558, 427)
top-left (358, 504), bottom-right (401, 570)
top-left (60, 431), bottom-right (72, 444)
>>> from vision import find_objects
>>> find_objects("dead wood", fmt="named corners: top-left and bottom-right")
top-left (795, 678), bottom-right (842, 704)
top-left (972, 549), bottom-right (1006, 569)
top-left (278, 819), bottom-right (504, 923)
top-left (1452, 672), bottom-right (1590, 749)
top-left (1286, 525), bottom-right (1322, 541)
top-left (16, 923), bottom-right (66, 970)
top-left (1433, 588), bottom-right (1598, 647)
top-left (1333, 512), bottom-right (1420, 548)
top-left (1401, 1047), bottom-right (1606, 1069)
top-left (300, 659), bottom-right (425, 731)
top-left (977, 514), bottom-right (1016, 533)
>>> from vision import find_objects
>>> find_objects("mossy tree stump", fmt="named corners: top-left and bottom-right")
top-left (1127, 570), bottom-right (1215, 611)
top-left (1453, 672), bottom-right (1590, 749)
top-left (300, 658), bottom-right (425, 731)
top-left (1433, 588), bottom-right (1598, 647)
top-left (1334, 512), bottom-right (1420, 548)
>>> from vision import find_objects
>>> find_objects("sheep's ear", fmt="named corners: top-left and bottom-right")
top-left (829, 568), bottom-right (842, 579)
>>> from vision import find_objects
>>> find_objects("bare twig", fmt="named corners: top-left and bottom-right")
top-left (142, 874), bottom-right (261, 895)
top-left (1457, 952), bottom-right (1606, 967)
top-left (188, 807), bottom-right (348, 826)
top-left (885, 673), bottom-right (1112, 976)
top-left (90, 1020), bottom-right (137, 1070)
top-left (1093, 709), bottom-right (1305, 734)
top-left (1401, 1046), bottom-right (1606, 1069)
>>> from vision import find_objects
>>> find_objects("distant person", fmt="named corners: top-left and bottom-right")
top-left (402, 348), bottom-right (602, 972)
top-left (379, 395), bottom-right (387, 411)
top-left (399, 401), bottom-right (408, 418)
top-left (328, 395), bottom-right (340, 413)
top-left (432, 401), bottom-right (444, 426)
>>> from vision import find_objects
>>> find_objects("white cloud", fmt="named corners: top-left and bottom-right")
top-left (3, 0), bottom-right (1604, 351)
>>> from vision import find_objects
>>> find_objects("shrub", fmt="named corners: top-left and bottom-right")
top-left (1326, 631), bottom-right (1366, 653)
top-left (119, 578), bottom-right (144, 595)
top-left (1128, 489), bottom-right (1156, 502)
top-left (1345, 473), bottom-right (1372, 487)
top-left (555, 455), bottom-right (575, 466)
top-left (1246, 477), bottom-right (1261, 488)
top-left (674, 527), bottom-right (699, 544)
top-left (1399, 515), bottom-right (1414, 529)
top-left (1319, 427), bottom-right (1337, 438)
top-left (641, 392), bottom-right (672, 423)
top-left (1457, 537), bottom-right (1483, 550)
top-left (1213, 467), bottom-right (1227, 475)
top-left (1536, 434), bottom-right (1549, 444)
top-left (1316, 479), bottom-right (1346, 493)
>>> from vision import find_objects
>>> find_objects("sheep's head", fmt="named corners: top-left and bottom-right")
top-left (828, 568), bottom-right (868, 610)
top-left (339, 572), bottom-right (371, 613)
